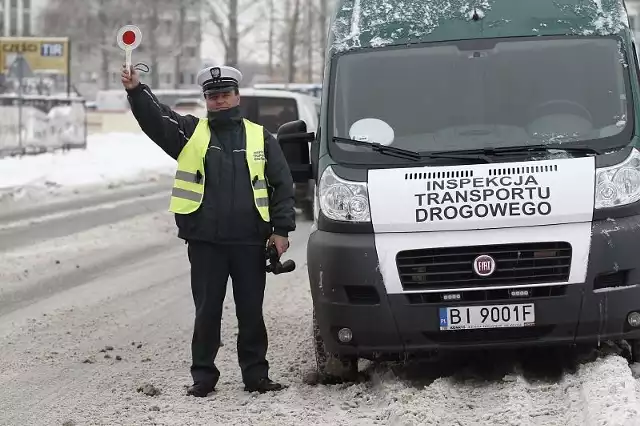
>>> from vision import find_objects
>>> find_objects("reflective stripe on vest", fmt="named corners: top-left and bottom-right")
top-left (168, 117), bottom-right (270, 222)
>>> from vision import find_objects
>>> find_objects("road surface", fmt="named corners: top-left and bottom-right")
top-left (1, 184), bottom-right (640, 425)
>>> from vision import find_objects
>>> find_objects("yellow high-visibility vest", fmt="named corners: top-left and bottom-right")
top-left (168, 117), bottom-right (270, 222)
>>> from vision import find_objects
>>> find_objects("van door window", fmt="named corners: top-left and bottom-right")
top-left (238, 96), bottom-right (257, 122)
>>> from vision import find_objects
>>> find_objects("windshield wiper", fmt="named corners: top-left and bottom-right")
top-left (491, 144), bottom-right (601, 155)
top-left (332, 137), bottom-right (492, 162)
top-left (429, 144), bottom-right (600, 158)
top-left (332, 136), bottom-right (421, 160)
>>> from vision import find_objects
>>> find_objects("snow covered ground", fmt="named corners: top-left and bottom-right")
top-left (2, 133), bottom-right (640, 424)
top-left (0, 132), bottom-right (176, 204)
top-left (1, 206), bottom-right (640, 425)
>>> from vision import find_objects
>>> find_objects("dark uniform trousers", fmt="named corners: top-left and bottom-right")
top-left (187, 240), bottom-right (269, 387)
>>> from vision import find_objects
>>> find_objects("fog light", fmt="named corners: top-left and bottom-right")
top-left (337, 327), bottom-right (353, 343)
top-left (628, 312), bottom-right (640, 327)
top-left (510, 289), bottom-right (530, 298)
top-left (443, 293), bottom-right (461, 301)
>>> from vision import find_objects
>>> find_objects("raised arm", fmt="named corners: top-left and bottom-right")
top-left (121, 65), bottom-right (199, 160)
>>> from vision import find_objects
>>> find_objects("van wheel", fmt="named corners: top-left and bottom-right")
top-left (313, 310), bottom-right (358, 384)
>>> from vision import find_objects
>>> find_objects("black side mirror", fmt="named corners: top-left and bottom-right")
top-left (278, 119), bottom-right (307, 135)
top-left (277, 120), bottom-right (314, 183)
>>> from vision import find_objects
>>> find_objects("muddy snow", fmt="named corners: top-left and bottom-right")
top-left (2, 210), bottom-right (640, 425)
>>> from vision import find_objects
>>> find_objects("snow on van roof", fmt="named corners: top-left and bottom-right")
top-left (330, 0), bottom-right (630, 54)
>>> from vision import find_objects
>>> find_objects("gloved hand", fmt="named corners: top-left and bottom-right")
top-left (268, 234), bottom-right (289, 257)
top-left (121, 64), bottom-right (140, 90)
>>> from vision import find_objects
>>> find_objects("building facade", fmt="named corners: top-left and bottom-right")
top-left (72, 5), bottom-right (203, 100)
top-left (0, 0), bottom-right (202, 100)
top-left (0, 0), bottom-right (47, 37)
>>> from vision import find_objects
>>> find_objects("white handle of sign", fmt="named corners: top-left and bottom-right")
top-left (125, 48), bottom-right (132, 77)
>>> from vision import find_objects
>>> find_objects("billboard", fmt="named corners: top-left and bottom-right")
top-left (0, 37), bottom-right (70, 96)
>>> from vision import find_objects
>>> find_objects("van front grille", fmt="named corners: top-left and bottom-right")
top-left (396, 242), bottom-right (572, 291)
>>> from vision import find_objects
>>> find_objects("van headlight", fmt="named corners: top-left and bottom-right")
top-left (318, 165), bottom-right (371, 222)
top-left (595, 148), bottom-right (640, 209)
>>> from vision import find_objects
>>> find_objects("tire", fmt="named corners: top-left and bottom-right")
top-left (313, 310), bottom-right (358, 384)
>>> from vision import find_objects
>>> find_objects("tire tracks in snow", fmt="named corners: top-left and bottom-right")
top-left (0, 177), bottom-right (173, 226)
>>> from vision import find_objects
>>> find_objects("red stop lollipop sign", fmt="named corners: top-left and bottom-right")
top-left (117, 25), bottom-right (142, 75)
top-left (122, 30), bottom-right (136, 45)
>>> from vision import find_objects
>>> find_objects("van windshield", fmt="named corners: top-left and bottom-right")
top-left (330, 36), bottom-right (632, 162)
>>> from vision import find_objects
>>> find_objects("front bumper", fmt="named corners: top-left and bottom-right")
top-left (307, 216), bottom-right (640, 358)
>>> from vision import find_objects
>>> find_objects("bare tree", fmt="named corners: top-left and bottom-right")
top-left (40, 0), bottom-right (137, 90)
top-left (268, 0), bottom-right (276, 77)
top-left (318, 0), bottom-right (329, 67)
top-left (205, 0), bottom-right (264, 68)
top-left (42, 0), bottom-right (204, 92)
top-left (174, 2), bottom-right (187, 89)
top-left (260, 0), bottom-right (290, 81)
top-left (199, 0), bottom-right (334, 84)
top-left (306, 0), bottom-right (313, 82)
top-left (146, 0), bottom-right (160, 88)
top-left (132, 0), bottom-right (203, 89)
top-left (285, 0), bottom-right (301, 82)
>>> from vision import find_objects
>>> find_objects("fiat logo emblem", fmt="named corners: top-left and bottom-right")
top-left (473, 254), bottom-right (496, 277)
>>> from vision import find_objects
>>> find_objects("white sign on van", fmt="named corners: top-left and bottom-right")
top-left (367, 156), bottom-right (595, 233)
top-left (349, 118), bottom-right (394, 145)
top-left (414, 174), bottom-right (551, 222)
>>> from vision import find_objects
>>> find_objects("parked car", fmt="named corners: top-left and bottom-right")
top-left (173, 97), bottom-right (205, 112)
top-left (238, 88), bottom-right (319, 220)
top-left (252, 83), bottom-right (323, 99)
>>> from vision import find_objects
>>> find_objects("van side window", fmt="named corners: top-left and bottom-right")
top-left (238, 97), bottom-right (257, 123)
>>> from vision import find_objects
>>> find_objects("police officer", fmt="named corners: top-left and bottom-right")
top-left (121, 63), bottom-right (296, 397)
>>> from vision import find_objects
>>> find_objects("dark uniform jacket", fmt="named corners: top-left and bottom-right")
top-left (126, 83), bottom-right (296, 246)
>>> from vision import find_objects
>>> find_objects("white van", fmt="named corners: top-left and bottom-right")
top-left (238, 88), bottom-right (319, 134)
top-left (252, 83), bottom-right (323, 99)
top-left (238, 88), bottom-right (319, 220)
top-left (277, 0), bottom-right (640, 383)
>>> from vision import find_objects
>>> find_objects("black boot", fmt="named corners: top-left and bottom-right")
top-left (244, 377), bottom-right (287, 393)
top-left (186, 381), bottom-right (216, 397)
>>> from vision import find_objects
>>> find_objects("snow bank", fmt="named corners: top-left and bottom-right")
top-left (0, 132), bottom-right (176, 196)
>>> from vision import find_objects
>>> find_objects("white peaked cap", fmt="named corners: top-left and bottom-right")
top-left (197, 65), bottom-right (243, 93)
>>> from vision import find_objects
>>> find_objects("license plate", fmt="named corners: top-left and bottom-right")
top-left (439, 303), bottom-right (535, 331)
